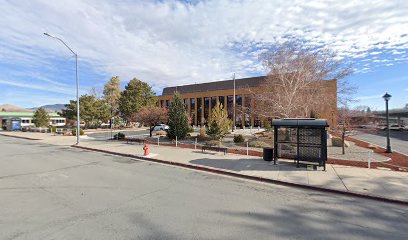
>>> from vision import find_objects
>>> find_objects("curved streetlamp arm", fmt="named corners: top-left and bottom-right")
top-left (43, 33), bottom-right (77, 56)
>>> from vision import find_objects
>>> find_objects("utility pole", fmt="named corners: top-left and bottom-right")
top-left (232, 73), bottom-right (236, 132)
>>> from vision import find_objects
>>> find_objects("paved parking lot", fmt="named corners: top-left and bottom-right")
top-left (353, 130), bottom-right (408, 155)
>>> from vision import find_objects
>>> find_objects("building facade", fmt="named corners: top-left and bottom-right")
top-left (157, 76), bottom-right (337, 128)
top-left (0, 112), bottom-right (66, 130)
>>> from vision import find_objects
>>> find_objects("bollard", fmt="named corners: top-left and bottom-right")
top-left (368, 151), bottom-right (371, 169)
top-left (195, 138), bottom-right (197, 149)
top-left (246, 141), bottom-right (249, 156)
top-left (176, 136), bottom-right (178, 147)
top-left (157, 137), bottom-right (160, 146)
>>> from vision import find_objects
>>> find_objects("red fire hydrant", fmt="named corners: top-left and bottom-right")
top-left (143, 143), bottom-right (149, 156)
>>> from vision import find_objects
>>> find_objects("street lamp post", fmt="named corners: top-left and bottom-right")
top-left (232, 73), bottom-right (236, 132)
top-left (382, 93), bottom-right (392, 153)
top-left (44, 32), bottom-right (80, 145)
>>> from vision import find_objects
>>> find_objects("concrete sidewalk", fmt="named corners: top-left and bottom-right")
top-left (1, 131), bottom-right (407, 203)
top-left (77, 140), bottom-right (408, 203)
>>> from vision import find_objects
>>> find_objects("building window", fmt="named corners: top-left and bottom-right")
top-left (218, 96), bottom-right (225, 108)
top-left (235, 95), bottom-right (242, 128)
top-left (204, 97), bottom-right (210, 125)
top-left (211, 96), bottom-right (217, 109)
top-left (227, 95), bottom-right (234, 120)
top-left (244, 95), bottom-right (251, 127)
top-left (190, 98), bottom-right (196, 126)
top-left (197, 98), bottom-right (202, 126)
top-left (166, 100), bottom-right (170, 108)
top-left (160, 100), bottom-right (165, 108)
top-left (183, 98), bottom-right (188, 112)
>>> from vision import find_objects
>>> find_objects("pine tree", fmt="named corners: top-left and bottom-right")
top-left (167, 92), bottom-right (189, 140)
top-left (33, 108), bottom-right (50, 127)
top-left (118, 78), bottom-right (156, 121)
top-left (206, 102), bottom-right (232, 141)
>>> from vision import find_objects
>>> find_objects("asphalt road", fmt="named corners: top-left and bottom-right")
top-left (353, 130), bottom-right (408, 155)
top-left (0, 135), bottom-right (407, 240)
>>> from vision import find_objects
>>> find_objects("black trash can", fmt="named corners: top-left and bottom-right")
top-left (263, 147), bottom-right (274, 161)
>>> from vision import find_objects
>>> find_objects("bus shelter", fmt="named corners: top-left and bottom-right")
top-left (272, 119), bottom-right (328, 171)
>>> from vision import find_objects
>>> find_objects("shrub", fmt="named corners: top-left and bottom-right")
top-left (71, 128), bottom-right (85, 136)
top-left (248, 140), bottom-right (271, 148)
top-left (48, 125), bottom-right (57, 133)
top-left (113, 132), bottom-right (125, 139)
top-left (205, 139), bottom-right (222, 146)
top-left (233, 134), bottom-right (245, 143)
top-left (198, 126), bottom-right (207, 140)
top-left (188, 126), bottom-right (194, 133)
top-left (262, 119), bottom-right (272, 131)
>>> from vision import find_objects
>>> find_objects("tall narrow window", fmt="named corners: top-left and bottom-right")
top-left (183, 98), bottom-right (188, 112)
top-left (190, 98), bottom-right (196, 126)
top-left (204, 97), bottom-right (210, 126)
top-left (244, 95), bottom-right (251, 127)
top-left (218, 96), bottom-right (225, 108)
top-left (227, 95), bottom-right (233, 120)
top-left (197, 98), bottom-right (202, 126)
top-left (211, 96), bottom-right (217, 109)
top-left (235, 95), bottom-right (242, 128)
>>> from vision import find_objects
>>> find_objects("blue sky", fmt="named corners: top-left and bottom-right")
top-left (0, 0), bottom-right (407, 110)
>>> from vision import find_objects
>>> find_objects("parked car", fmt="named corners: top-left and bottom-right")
top-left (383, 124), bottom-right (405, 131)
top-left (153, 124), bottom-right (169, 131)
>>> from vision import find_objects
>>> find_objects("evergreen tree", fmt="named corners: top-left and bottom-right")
top-left (118, 78), bottom-right (156, 121)
top-left (167, 92), bottom-right (189, 140)
top-left (366, 107), bottom-right (371, 113)
top-left (206, 102), bottom-right (232, 141)
top-left (33, 108), bottom-right (50, 127)
top-left (61, 95), bottom-right (110, 128)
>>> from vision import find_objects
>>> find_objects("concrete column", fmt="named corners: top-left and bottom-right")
top-left (251, 96), bottom-right (255, 127)
top-left (241, 95), bottom-right (245, 128)
top-left (194, 98), bottom-right (198, 126)
top-left (201, 97), bottom-right (205, 126)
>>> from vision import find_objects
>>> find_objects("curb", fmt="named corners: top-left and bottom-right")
top-left (72, 145), bottom-right (408, 206)
top-left (0, 134), bottom-right (41, 141)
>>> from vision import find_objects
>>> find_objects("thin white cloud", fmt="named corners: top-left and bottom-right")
top-left (0, 79), bottom-right (74, 95)
top-left (354, 95), bottom-right (382, 101)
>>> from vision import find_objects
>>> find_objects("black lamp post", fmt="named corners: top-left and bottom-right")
top-left (382, 93), bottom-right (392, 153)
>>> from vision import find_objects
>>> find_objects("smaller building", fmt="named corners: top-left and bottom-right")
top-left (0, 112), bottom-right (66, 130)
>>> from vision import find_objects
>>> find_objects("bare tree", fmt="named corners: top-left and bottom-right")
top-left (254, 41), bottom-right (353, 119)
top-left (337, 106), bottom-right (353, 154)
top-left (130, 106), bottom-right (168, 137)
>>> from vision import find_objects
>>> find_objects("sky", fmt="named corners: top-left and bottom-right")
top-left (0, 0), bottom-right (407, 110)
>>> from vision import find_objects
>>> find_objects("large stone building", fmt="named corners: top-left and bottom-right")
top-left (157, 76), bottom-right (337, 128)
